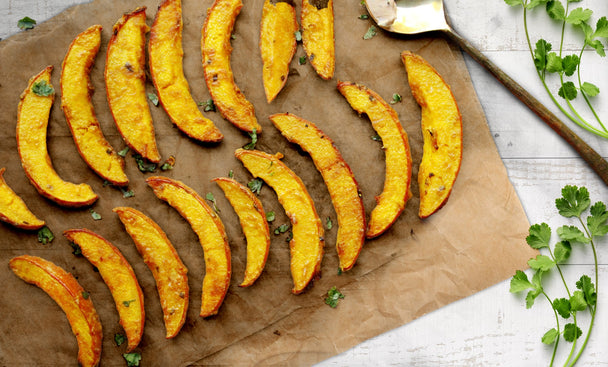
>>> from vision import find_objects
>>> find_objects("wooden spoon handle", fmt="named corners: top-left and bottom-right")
top-left (443, 28), bottom-right (608, 186)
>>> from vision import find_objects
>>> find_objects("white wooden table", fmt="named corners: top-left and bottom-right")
top-left (2, 1), bottom-right (607, 365)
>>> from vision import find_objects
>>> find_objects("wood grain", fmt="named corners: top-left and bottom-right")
top-left (1, 0), bottom-right (607, 365)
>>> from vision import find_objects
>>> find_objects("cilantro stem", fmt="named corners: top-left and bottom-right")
top-left (542, 290), bottom-right (561, 367)
top-left (567, 218), bottom-right (599, 367)
top-left (575, 47), bottom-right (607, 133)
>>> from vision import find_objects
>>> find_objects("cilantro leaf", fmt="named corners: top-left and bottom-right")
top-left (576, 275), bottom-right (597, 306)
top-left (526, 223), bottom-right (552, 249)
top-left (546, 0), bottom-right (566, 21)
top-left (593, 16), bottom-right (608, 38)
top-left (390, 93), bottom-right (402, 104)
top-left (563, 323), bottom-right (582, 342)
top-left (114, 333), bottom-right (127, 346)
top-left (363, 25), bottom-right (377, 40)
top-left (248, 178), bottom-right (263, 194)
top-left (123, 299), bottom-right (135, 307)
top-left (147, 92), bottom-right (159, 106)
top-left (587, 201), bottom-right (608, 237)
top-left (558, 81), bottom-right (578, 100)
top-left (90, 209), bottom-right (102, 221)
top-left (199, 99), bottom-right (216, 112)
top-left (294, 30), bottom-right (302, 42)
top-left (553, 241), bottom-right (572, 263)
top-left (123, 352), bottom-right (142, 367)
top-left (359, 14), bottom-right (369, 20)
top-left (37, 226), bottom-right (54, 245)
top-left (274, 224), bottom-right (290, 235)
top-left (266, 211), bottom-right (275, 222)
top-left (528, 255), bottom-right (555, 272)
top-left (325, 286), bottom-right (345, 308)
top-left (581, 82), bottom-right (600, 97)
top-left (587, 39), bottom-right (605, 56)
top-left (557, 225), bottom-right (589, 244)
top-left (569, 290), bottom-right (587, 312)
top-left (243, 128), bottom-right (257, 150)
top-left (81, 291), bottom-right (90, 300)
top-left (565, 7), bottom-right (592, 25)
top-left (325, 217), bottom-right (333, 230)
top-left (371, 134), bottom-right (382, 142)
top-left (553, 297), bottom-right (571, 318)
top-left (31, 80), bottom-right (54, 96)
top-left (69, 242), bottom-right (82, 256)
top-left (534, 39), bottom-right (551, 71)
top-left (299, 56), bottom-right (307, 65)
top-left (542, 328), bottom-right (559, 344)
top-left (117, 147), bottom-right (130, 157)
top-left (121, 187), bottom-right (135, 198)
top-left (556, 185), bottom-right (589, 217)
top-left (545, 52), bottom-right (563, 73)
top-left (561, 54), bottom-right (579, 76)
top-left (510, 270), bottom-right (534, 293)
top-left (504, 0), bottom-right (524, 6)
top-left (133, 154), bottom-right (157, 173)
top-left (526, 288), bottom-right (542, 308)
top-left (205, 192), bottom-right (220, 213)
top-left (228, 170), bottom-right (234, 179)
top-left (18, 17), bottom-right (36, 30)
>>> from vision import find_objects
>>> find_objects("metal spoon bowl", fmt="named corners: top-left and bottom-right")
top-left (365, 0), bottom-right (608, 185)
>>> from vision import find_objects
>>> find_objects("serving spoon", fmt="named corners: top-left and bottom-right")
top-left (365, 0), bottom-right (608, 186)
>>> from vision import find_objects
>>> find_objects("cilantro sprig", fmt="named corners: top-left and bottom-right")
top-left (510, 185), bottom-right (606, 366)
top-left (504, 0), bottom-right (608, 139)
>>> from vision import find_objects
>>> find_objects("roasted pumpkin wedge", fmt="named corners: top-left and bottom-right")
top-left (213, 177), bottom-right (270, 287)
top-left (270, 113), bottom-right (365, 271)
top-left (150, 0), bottom-right (223, 142)
top-left (338, 81), bottom-right (412, 239)
top-left (0, 167), bottom-right (45, 230)
top-left (17, 66), bottom-right (98, 207)
top-left (301, 0), bottom-right (335, 80)
top-left (202, 0), bottom-right (261, 133)
top-left (146, 176), bottom-right (231, 317)
top-left (64, 229), bottom-right (145, 352)
top-left (106, 7), bottom-right (161, 163)
top-left (401, 51), bottom-right (463, 219)
top-left (235, 149), bottom-right (324, 294)
top-left (61, 25), bottom-right (129, 186)
top-left (10, 255), bottom-right (103, 367)
top-left (114, 206), bottom-right (189, 338)
top-left (260, 0), bottom-right (298, 102)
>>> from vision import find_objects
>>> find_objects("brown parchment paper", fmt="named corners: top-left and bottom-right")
top-left (0, 0), bottom-right (537, 365)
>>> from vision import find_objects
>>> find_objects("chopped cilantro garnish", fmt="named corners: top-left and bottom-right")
top-left (248, 178), bottom-right (263, 194)
top-left (147, 92), bottom-right (159, 106)
top-left (18, 17), bottom-right (36, 30)
top-left (266, 211), bottom-right (275, 222)
top-left (90, 209), bottom-right (102, 221)
top-left (37, 226), bottom-right (54, 245)
top-left (243, 128), bottom-right (257, 150)
top-left (114, 333), bottom-right (127, 346)
top-left (123, 299), bottom-right (135, 307)
top-left (326, 217), bottom-right (333, 230)
top-left (31, 80), bottom-right (54, 96)
top-left (199, 99), bottom-right (216, 112)
top-left (363, 25), bottom-right (377, 40)
top-left (123, 352), bottom-right (142, 366)
top-left (325, 286), bottom-right (345, 308)
top-left (82, 291), bottom-right (90, 299)
top-left (294, 30), bottom-right (302, 42)
top-left (390, 93), bottom-right (402, 104)
top-left (133, 154), bottom-right (157, 173)
top-left (117, 147), bottom-right (130, 157)
top-left (274, 224), bottom-right (290, 235)
top-left (299, 56), bottom-right (307, 65)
